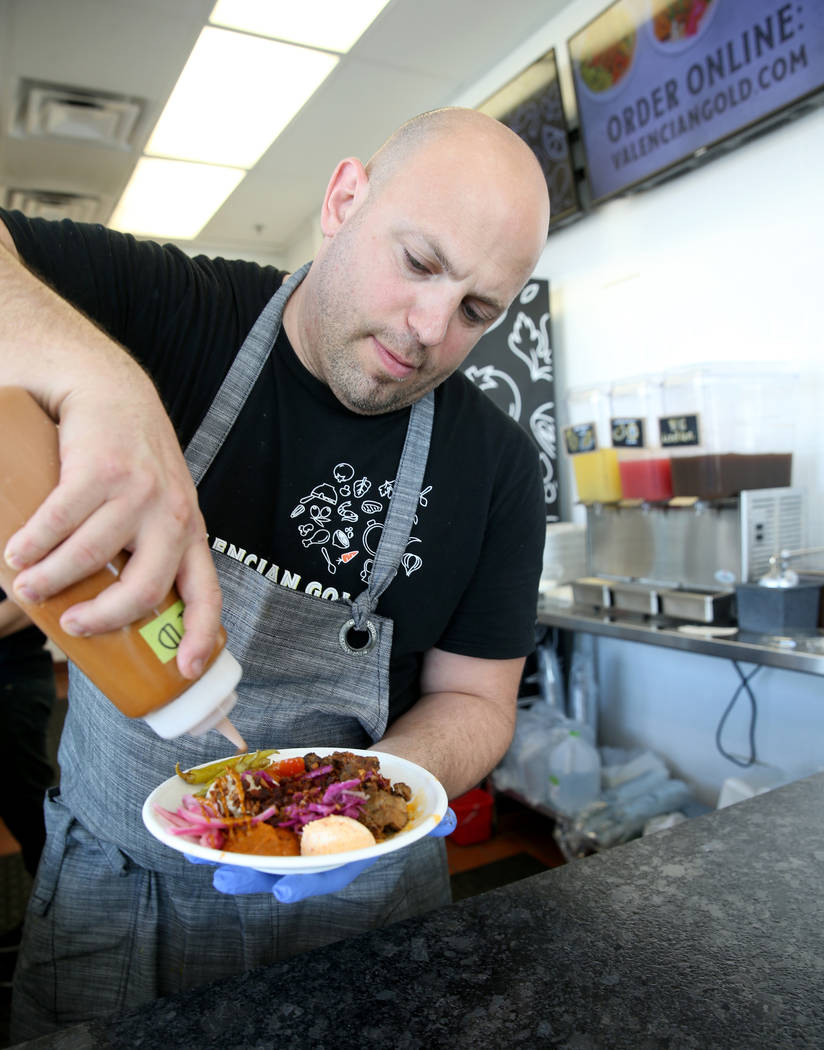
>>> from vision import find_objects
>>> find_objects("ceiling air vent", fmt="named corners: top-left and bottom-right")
top-left (13, 79), bottom-right (142, 149)
top-left (6, 189), bottom-right (101, 223)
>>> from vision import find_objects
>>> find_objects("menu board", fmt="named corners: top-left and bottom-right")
top-left (478, 48), bottom-right (581, 229)
top-left (569, 0), bottom-right (824, 203)
top-left (461, 278), bottom-right (561, 523)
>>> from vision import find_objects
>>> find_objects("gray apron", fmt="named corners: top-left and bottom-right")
top-left (12, 264), bottom-right (450, 1041)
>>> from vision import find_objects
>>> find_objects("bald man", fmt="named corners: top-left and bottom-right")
top-left (0, 108), bottom-right (550, 1035)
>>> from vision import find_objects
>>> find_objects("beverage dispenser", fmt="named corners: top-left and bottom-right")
top-left (661, 364), bottom-right (795, 500)
top-left (610, 376), bottom-right (672, 501)
top-left (564, 384), bottom-right (622, 503)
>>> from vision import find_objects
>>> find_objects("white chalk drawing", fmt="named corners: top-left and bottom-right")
top-left (332, 528), bottom-right (353, 549)
top-left (539, 452), bottom-right (559, 508)
top-left (463, 364), bottom-right (522, 421)
top-left (530, 402), bottom-right (557, 460)
top-left (461, 278), bottom-right (560, 521)
top-left (520, 282), bottom-right (540, 305)
top-left (507, 311), bottom-right (553, 383)
top-left (337, 501), bottom-right (358, 522)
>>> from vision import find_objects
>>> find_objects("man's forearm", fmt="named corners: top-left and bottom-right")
top-left (0, 230), bottom-right (157, 412)
top-left (376, 687), bottom-right (517, 800)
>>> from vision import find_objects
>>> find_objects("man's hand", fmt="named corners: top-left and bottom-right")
top-left (0, 225), bottom-right (222, 679)
top-left (4, 389), bottom-right (222, 679)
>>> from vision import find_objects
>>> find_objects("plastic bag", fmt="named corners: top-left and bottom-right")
top-left (567, 633), bottom-right (598, 740)
top-left (536, 642), bottom-right (566, 711)
top-left (492, 701), bottom-right (565, 807)
top-left (492, 702), bottom-right (596, 810)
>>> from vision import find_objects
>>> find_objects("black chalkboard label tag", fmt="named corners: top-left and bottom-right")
top-left (563, 422), bottom-right (597, 455)
top-left (611, 416), bottom-right (645, 448)
top-left (659, 413), bottom-right (701, 447)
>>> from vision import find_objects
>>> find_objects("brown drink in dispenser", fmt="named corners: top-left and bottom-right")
top-left (661, 366), bottom-right (795, 500)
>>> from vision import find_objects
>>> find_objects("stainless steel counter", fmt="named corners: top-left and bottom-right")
top-left (537, 595), bottom-right (824, 676)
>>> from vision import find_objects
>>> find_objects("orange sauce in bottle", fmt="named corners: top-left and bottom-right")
top-left (0, 387), bottom-right (244, 743)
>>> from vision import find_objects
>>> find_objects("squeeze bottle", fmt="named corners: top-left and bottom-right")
top-left (0, 386), bottom-right (246, 745)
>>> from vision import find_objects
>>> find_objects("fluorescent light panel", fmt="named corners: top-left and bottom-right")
top-left (109, 157), bottom-right (245, 239)
top-left (209, 0), bottom-right (392, 54)
top-left (145, 26), bottom-right (338, 169)
top-left (114, 1), bottom-right (391, 239)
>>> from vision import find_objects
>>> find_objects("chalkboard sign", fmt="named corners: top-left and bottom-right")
top-left (461, 279), bottom-right (561, 522)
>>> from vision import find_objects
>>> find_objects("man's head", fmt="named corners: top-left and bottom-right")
top-left (285, 107), bottom-right (550, 415)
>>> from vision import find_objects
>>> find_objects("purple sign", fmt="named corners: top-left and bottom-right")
top-left (569, 0), bottom-right (824, 202)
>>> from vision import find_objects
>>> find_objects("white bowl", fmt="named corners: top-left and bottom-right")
top-left (142, 747), bottom-right (449, 875)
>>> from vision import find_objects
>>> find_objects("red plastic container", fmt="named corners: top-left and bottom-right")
top-left (450, 788), bottom-right (494, 845)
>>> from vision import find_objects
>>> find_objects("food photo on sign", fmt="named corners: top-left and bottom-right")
top-left (568, 0), bottom-right (824, 203)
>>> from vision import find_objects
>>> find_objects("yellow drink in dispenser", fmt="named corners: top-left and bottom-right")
top-left (565, 384), bottom-right (623, 503)
top-left (572, 448), bottom-right (622, 503)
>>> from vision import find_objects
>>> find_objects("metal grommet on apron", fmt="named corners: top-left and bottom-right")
top-left (338, 617), bottom-right (378, 655)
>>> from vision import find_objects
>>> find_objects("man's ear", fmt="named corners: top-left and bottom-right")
top-left (320, 158), bottom-right (369, 236)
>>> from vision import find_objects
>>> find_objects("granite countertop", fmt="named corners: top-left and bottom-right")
top-left (15, 773), bottom-right (824, 1050)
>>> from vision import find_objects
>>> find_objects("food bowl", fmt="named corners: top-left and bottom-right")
top-left (142, 747), bottom-right (448, 875)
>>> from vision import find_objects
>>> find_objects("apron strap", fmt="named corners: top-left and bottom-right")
top-left (350, 391), bottom-right (434, 629)
top-left (185, 262), bottom-right (312, 484)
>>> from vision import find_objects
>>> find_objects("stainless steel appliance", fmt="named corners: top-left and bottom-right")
top-left (572, 488), bottom-right (805, 623)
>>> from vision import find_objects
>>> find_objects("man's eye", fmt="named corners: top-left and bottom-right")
top-left (404, 251), bottom-right (429, 274)
top-left (462, 302), bottom-right (485, 325)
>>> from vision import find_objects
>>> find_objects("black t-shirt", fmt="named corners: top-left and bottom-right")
top-left (3, 211), bottom-right (545, 720)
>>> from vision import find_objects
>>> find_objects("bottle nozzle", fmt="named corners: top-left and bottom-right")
top-left (214, 715), bottom-right (247, 753)
top-left (141, 649), bottom-right (243, 740)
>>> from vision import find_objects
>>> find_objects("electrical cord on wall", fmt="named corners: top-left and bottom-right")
top-left (715, 661), bottom-right (762, 767)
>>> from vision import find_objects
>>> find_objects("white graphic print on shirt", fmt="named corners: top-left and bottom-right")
top-left (208, 462), bottom-right (430, 600)
top-left (290, 462), bottom-right (429, 582)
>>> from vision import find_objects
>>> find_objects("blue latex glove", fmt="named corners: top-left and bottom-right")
top-left (187, 807), bottom-right (457, 904)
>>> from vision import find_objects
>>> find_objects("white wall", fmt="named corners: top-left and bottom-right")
top-left (456, 0), bottom-right (824, 806)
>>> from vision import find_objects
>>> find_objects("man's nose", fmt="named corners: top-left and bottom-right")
top-left (407, 287), bottom-right (458, 347)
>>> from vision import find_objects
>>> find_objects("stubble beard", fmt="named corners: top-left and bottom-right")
top-left (305, 228), bottom-right (438, 415)
top-left (322, 333), bottom-right (437, 415)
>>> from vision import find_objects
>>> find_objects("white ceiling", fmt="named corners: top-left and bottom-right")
top-left (0, 0), bottom-right (572, 264)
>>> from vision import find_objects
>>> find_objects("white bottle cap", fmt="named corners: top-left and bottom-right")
top-left (141, 648), bottom-right (242, 739)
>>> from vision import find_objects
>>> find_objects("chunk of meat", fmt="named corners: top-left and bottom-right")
top-left (359, 791), bottom-right (409, 839)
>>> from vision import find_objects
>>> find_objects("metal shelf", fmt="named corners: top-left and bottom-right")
top-left (537, 597), bottom-right (824, 676)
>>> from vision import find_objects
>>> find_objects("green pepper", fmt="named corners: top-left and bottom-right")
top-left (175, 748), bottom-right (279, 785)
